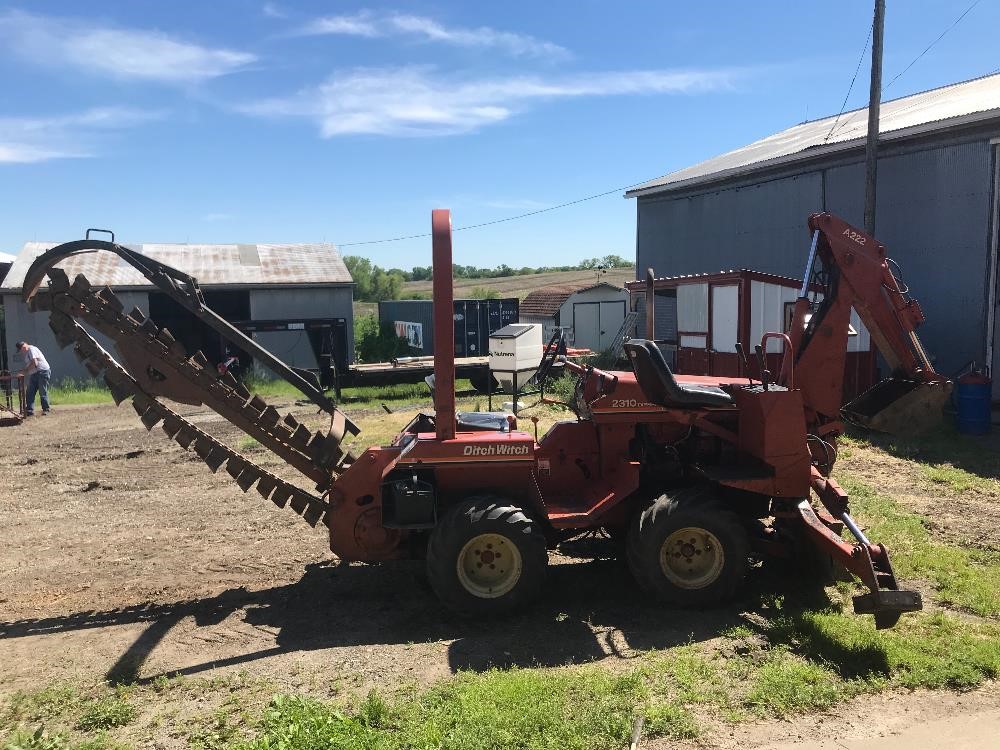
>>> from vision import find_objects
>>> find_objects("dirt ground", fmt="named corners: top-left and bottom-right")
top-left (669, 685), bottom-right (1000, 750)
top-left (1, 402), bottom-right (997, 747)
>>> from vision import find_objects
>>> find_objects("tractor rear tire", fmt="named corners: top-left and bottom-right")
top-left (427, 496), bottom-right (548, 616)
top-left (627, 485), bottom-right (749, 607)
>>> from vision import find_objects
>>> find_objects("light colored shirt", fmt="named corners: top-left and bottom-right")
top-left (22, 345), bottom-right (50, 374)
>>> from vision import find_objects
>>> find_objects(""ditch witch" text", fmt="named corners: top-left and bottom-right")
top-left (462, 444), bottom-right (531, 456)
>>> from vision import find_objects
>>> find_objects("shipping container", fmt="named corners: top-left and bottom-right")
top-left (378, 298), bottom-right (518, 357)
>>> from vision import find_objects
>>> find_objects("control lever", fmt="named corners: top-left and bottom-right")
top-left (754, 345), bottom-right (771, 391)
top-left (735, 343), bottom-right (753, 382)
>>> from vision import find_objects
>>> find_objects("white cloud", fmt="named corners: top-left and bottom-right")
top-left (0, 9), bottom-right (256, 83)
top-left (0, 143), bottom-right (80, 164)
top-left (302, 11), bottom-right (380, 38)
top-left (297, 11), bottom-right (569, 59)
top-left (0, 107), bottom-right (163, 164)
top-left (240, 66), bottom-right (737, 137)
top-left (262, 3), bottom-right (288, 19)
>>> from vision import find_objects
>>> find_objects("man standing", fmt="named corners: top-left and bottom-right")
top-left (15, 340), bottom-right (51, 416)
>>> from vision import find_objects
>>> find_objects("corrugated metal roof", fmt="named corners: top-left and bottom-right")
top-left (1, 241), bottom-right (353, 292)
top-left (623, 269), bottom-right (805, 291)
top-left (627, 72), bottom-right (1000, 197)
top-left (520, 281), bottom-right (620, 318)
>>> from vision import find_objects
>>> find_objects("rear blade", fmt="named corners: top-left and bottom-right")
top-left (843, 377), bottom-right (952, 435)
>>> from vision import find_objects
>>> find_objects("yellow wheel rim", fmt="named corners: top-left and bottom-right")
top-left (659, 527), bottom-right (725, 589)
top-left (456, 533), bottom-right (523, 599)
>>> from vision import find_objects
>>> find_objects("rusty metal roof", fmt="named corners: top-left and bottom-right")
top-left (520, 282), bottom-right (621, 318)
top-left (1, 241), bottom-right (353, 292)
top-left (628, 72), bottom-right (1000, 197)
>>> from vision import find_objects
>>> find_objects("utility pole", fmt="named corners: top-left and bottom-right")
top-left (864, 0), bottom-right (885, 236)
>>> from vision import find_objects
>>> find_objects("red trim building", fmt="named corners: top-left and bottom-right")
top-left (625, 269), bottom-right (877, 400)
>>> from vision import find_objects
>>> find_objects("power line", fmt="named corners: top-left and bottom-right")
top-left (340, 2), bottom-right (987, 250)
top-left (824, 21), bottom-right (874, 143)
top-left (828, 0), bottom-right (983, 140)
top-left (882, 0), bottom-right (982, 93)
top-left (337, 180), bottom-right (651, 247)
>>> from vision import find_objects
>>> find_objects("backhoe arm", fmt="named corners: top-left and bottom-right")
top-left (789, 213), bottom-right (949, 432)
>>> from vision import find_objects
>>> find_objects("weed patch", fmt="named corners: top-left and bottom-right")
top-left (76, 699), bottom-right (135, 732)
top-left (841, 477), bottom-right (1000, 617)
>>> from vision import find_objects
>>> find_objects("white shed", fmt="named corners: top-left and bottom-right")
top-left (520, 282), bottom-right (629, 351)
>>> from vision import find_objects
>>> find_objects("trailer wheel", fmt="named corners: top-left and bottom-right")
top-left (427, 496), bottom-right (547, 616)
top-left (627, 486), bottom-right (749, 607)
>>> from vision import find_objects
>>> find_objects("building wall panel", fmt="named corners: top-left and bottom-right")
top-left (249, 287), bottom-right (355, 369)
top-left (637, 139), bottom-right (995, 375)
top-left (637, 172), bottom-right (823, 280)
top-left (824, 140), bottom-right (993, 373)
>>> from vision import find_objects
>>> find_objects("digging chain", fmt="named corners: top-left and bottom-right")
top-left (31, 268), bottom-right (356, 529)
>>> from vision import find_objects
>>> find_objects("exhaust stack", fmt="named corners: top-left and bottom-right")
top-left (432, 209), bottom-right (456, 440)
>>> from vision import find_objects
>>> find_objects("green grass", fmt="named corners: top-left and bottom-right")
top-left (919, 462), bottom-right (999, 495)
top-left (230, 607), bottom-right (1000, 749)
top-left (5, 604), bottom-right (1000, 750)
top-left (842, 427), bottom-right (1000, 496)
top-left (237, 436), bottom-right (263, 452)
top-left (2, 726), bottom-right (122, 749)
top-left (2, 687), bottom-right (133, 750)
top-left (47, 379), bottom-right (114, 406)
top-left (39, 375), bottom-right (467, 409)
top-left (75, 699), bottom-right (135, 732)
top-left (842, 477), bottom-right (1000, 617)
top-left (237, 668), bottom-right (653, 750)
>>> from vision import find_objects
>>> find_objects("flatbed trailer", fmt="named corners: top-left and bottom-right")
top-left (339, 356), bottom-right (491, 389)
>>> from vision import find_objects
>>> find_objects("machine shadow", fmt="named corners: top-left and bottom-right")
top-left (0, 549), bottom-right (873, 684)
top-left (846, 423), bottom-right (1000, 482)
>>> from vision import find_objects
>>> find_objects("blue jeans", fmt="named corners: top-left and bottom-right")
top-left (26, 370), bottom-right (51, 414)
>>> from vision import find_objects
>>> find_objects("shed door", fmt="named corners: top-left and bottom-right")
top-left (599, 300), bottom-right (626, 351)
top-left (710, 284), bottom-right (741, 376)
top-left (573, 302), bottom-right (600, 350)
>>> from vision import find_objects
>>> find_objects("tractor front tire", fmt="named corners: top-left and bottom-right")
top-left (427, 496), bottom-right (547, 616)
top-left (627, 486), bottom-right (749, 607)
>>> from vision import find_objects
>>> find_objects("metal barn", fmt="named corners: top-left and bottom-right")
top-left (625, 270), bottom-right (875, 400)
top-left (1, 242), bottom-right (354, 382)
top-left (627, 73), bottom-right (1000, 396)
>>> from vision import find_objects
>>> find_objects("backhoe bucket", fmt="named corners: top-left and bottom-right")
top-left (842, 377), bottom-right (952, 435)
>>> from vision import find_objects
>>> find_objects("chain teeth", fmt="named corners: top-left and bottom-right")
top-left (30, 290), bottom-right (52, 312)
top-left (68, 274), bottom-right (92, 301)
top-left (35, 268), bottom-right (348, 529)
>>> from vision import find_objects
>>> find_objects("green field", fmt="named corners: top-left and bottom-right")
top-left (402, 266), bottom-right (637, 300)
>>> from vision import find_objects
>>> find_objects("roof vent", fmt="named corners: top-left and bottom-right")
top-left (237, 244), bottom-right (261, 266)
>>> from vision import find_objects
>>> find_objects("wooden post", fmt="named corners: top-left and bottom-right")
top-left (864, 0), bottom-right (885, 236)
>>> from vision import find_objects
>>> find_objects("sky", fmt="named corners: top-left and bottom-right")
top-left (1, 1), bottom-right (998, 270)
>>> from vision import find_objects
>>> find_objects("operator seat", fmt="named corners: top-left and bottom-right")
top-left (624, 340), bottom-right (733, 408)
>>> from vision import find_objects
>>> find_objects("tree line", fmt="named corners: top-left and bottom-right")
top-left (344, 254), bottom-right (633, 303)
